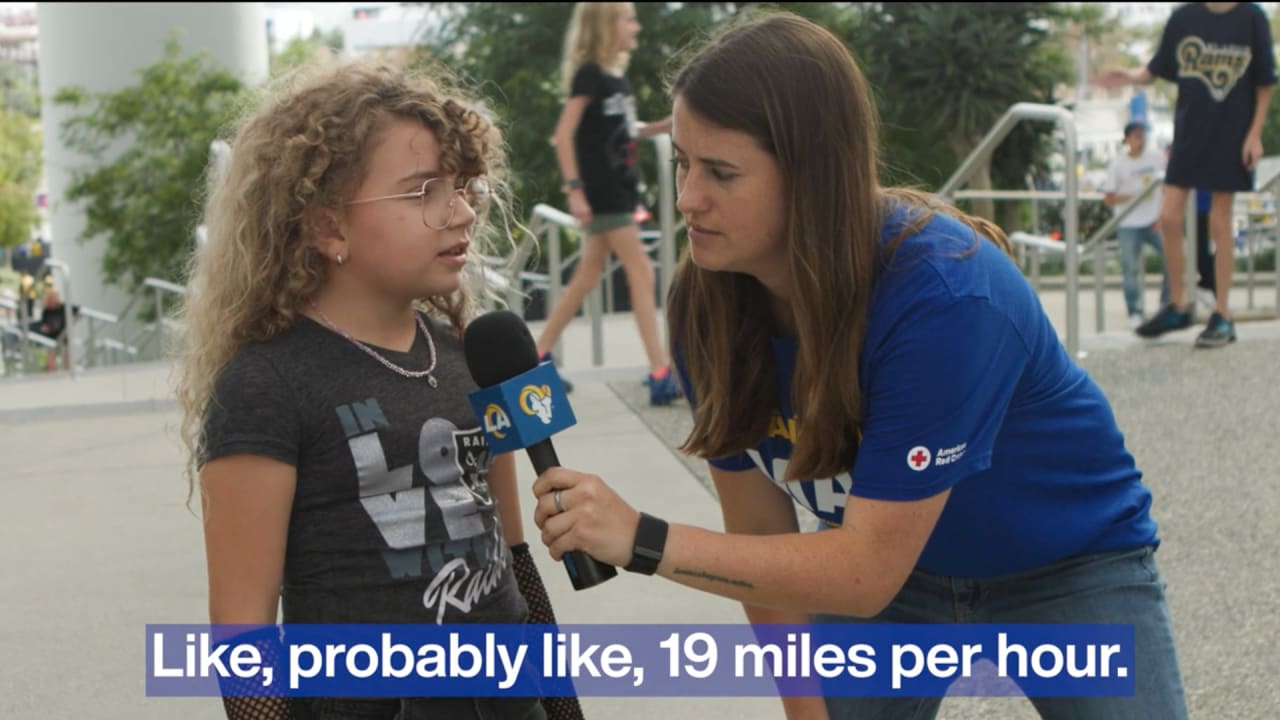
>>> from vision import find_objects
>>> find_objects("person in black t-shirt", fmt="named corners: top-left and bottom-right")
top-left (176, 61), bottom-right (566, 720)
top-left (1103, 2), bottom-right (1277, 347)
top-left (539, 2), bottom-right (681, 406)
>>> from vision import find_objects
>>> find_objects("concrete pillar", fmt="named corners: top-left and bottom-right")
top-left (35, 2), bottom-right (267, 316)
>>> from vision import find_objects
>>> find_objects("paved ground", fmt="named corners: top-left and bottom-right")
top-left (1, 283), bottom-right (1277, 719)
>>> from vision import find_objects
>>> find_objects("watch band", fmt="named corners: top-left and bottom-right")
top-left (563, 178), bottom-right (584, 192)
top-left (625, 512), bottom-right (668, 575)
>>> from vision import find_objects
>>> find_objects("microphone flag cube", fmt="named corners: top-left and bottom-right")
top-left (467, 361), bottom-right (576, 454)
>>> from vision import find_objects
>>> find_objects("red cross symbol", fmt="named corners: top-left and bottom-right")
top-left (907, 446), bottom-right (931, 471)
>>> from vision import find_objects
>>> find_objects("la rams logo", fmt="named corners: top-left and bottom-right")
top-left (483, 403), bottom-right (511, 439)
top-left (519, 384), bottom-right (554, 425)
top-left (1177, 37), bottom-right (1252, 102)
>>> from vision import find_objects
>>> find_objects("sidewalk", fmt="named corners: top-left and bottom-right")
top-left (1, 284), bottom-right (1278, 719)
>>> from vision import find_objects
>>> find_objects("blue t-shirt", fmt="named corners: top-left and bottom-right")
top-left (683, 212), bottom-right (1158, 578)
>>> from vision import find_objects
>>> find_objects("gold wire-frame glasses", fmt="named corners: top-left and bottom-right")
top-left (346, 176), bottom-right (492, 230)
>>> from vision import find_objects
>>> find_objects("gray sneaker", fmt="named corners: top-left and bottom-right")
top-left (1194, 312), bottom-right (1237, 349)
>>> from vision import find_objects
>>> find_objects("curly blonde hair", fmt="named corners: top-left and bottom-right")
top-left (174, 60), bottom-right (514, 496)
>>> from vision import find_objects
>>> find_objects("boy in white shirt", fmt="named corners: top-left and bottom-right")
top-left (1103, 122), bottom-right (1170, 329)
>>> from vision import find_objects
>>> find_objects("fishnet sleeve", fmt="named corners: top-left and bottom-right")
top-left (215, 625), bottom-right (294, 720)
top-left (510, 542), bottom-right (586, 720)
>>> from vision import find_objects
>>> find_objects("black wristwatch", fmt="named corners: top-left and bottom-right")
top-left (624, 512), bottom-right (669, 575)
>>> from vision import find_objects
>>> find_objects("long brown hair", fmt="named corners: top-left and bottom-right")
top-left (668, 13), bottom-right (1011, 481)
top-left (175, 61), bottom-right (512, 495)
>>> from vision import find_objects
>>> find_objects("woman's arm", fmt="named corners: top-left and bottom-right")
top-left (551, 95), bottom-right (593, 227)
top-left (709, 465), bottom-right (829, 720)
top-left (202, 454), bottom-right (296, 625)
top-left (532, 466), bottom-right (948, 618)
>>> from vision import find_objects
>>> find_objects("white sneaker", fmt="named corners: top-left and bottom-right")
top-left (1195, 287), bottom-right (1216, 313)
top-left (1128, 314), bottom-right (1144, 330)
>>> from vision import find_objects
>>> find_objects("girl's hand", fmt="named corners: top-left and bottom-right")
top-left (568, 191), bottom-right (593, 228)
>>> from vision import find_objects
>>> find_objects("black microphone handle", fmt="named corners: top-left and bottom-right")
top-left (526, 438), bottom-right (618, 590)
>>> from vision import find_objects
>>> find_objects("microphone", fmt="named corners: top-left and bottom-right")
top-left (463, 309), bottom-right (617, 590)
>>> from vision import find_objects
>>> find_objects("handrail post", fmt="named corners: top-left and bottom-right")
top-left (1062, 115), bottom-right (1080, 357)
top-left (655, 133), bottom-right (676, 307)
top-left (591, 285), bottom-right (604, 367)
top-left (547, 219), bottom-right (564, 362)
top-left (1094, 235), bottom-right (1106, 332)
top-left (940, 102), bottom-right (1079, 356)
top-left (1246, 203), bottom-right (1256, 310)
top-left (1184, 193), bottom-right (1196, 309)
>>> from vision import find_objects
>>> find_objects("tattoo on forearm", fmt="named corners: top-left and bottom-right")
top-left (673, 567), bottom-right (755, 589)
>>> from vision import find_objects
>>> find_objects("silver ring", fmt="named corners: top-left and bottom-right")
top-left (553, 490), bottom-right (565, 514)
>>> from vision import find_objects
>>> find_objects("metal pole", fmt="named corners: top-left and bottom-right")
top-left (16, 282), bottom-right (30, 375)
top-left (548, 222), bottom-right (564, 362)
top-left (1062, 117), bottom-right (1080, 358)
top-left (1247, 205), bottom-right (1256, 310)
top-left (656, 134), bottom-right (676, 307)
top-left (1184, 193), bottom-right (1196, 312)
top-left (591, 285), bottom-right (604, 367)
top-left (1094, 237), bottom-right (1106, 332)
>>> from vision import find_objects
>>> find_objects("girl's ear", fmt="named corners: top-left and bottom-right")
top-left (305, 206), bottom-right (347, 264)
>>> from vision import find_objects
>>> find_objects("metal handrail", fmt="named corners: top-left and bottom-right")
top-left (113, 276), bottom-right (188, 361)
top-left (1243, 169), bottom-right (1280, 316)
top-left (940, 102), bottom-right (1081, 356)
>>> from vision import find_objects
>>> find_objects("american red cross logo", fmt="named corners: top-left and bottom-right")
top-left (907, 446), bottom-right (931, 471)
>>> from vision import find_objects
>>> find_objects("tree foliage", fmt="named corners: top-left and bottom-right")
top-left (0, 109), bottom-right (42, 249)
top-left (53, 36), bottom-right (246, 291)
top-left (855, 3), bottom-right (1074, 221)
top-left (270, 28), bottom-right (345, 77)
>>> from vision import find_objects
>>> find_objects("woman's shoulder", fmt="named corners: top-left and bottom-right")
top-left (880, 201), bottom-right (983, 254)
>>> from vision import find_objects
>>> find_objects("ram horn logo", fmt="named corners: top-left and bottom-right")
top-left (519, 385), bottom-right (554, 425)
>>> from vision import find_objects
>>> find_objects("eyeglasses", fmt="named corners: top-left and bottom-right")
top-left (346, 176), bottom-right (492, 230)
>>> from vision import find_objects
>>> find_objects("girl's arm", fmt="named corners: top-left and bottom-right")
top-left (488, 452), bottom-right (525, 546)
top-left (202, 454), bottom-right (295, 719)
top-left (637, 115), bottom-right (673, 138)
top-left (202, 454), bottom-right (296, 625)
top-left (551, 96), bottom-right (593, 227)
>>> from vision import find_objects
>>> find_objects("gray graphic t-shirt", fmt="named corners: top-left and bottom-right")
top-left (202, 312), bottom-right (527, 626)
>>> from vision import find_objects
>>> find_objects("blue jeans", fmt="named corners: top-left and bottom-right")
top-left (816, 546), bottom-right (1188, 720)
top-left (1116, 226), bottom-right (1169, 316)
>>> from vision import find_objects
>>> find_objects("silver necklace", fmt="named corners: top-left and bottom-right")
top-left (309, 301), bottom-right (438, 387)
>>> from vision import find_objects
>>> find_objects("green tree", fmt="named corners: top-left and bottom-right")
top-left (0, 109), bottom-right (42, 250)
top-left (53, 36), bottom-right (246, 291)
top-left (1, 61), bottom-right (41, 118)
top-left (270, 28), bottom-right (345, 77)
top-left (855, 3), bottom-right (1074, 223)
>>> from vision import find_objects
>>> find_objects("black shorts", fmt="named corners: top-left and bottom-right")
top-left (1164, 136), bottom-right (1255, 192)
